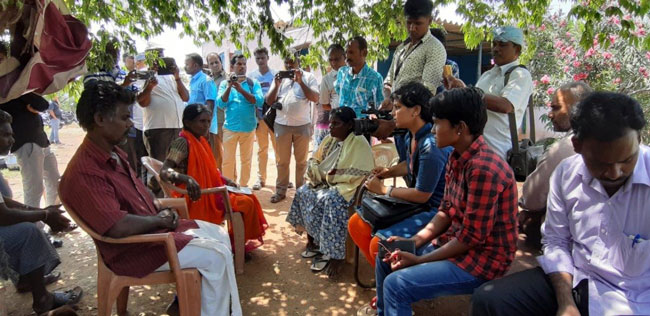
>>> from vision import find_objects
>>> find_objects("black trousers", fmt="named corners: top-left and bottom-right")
top-left (471, 267), bottom-right (589, 316)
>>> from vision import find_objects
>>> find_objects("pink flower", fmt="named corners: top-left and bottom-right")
top-left (609, 16), bottom-right (620, 25)
top-left (608, 35), bottom-right (616, 45)
top-left (613, 78), bottom-right (622, 85)
top-left (585, 48), bottom-right (596, 58)
top-left (573, 61), bottom-right (581, 68)
top-left (563, 66), bottom-right (570, 72)
top-left (540, 75), bottom-right (551, 84)
top-left (573, 73), bottom-right (588, 81)
top-left (533, 80), bottom-right (538, 87)
top-left (540, 24), bottom-right (547, 31)
top-left (565, 32), bottom-right (571, 38)
top-left (585, 64), bottom-right (593, 71)
top-left (593, 38), bottom-right (599, 46)
top-left (560, 20), bottom-right (567, 27)
top-left (646, 51), bottom-right (650, 61)
top-left (603, 52), bottom-right (613, 59)
top-left (623, 14), bottom-right (632, 20)
top-left (641, 67), bottom-right (649, 78)
top-left (638, 28), bottom-right (647, 37)
top-left (547, 87), bottom-right (555, 95)
top-left (554, 40), bottom-right (564, 49)
top-left (615, 63), bottom-right (622, 71)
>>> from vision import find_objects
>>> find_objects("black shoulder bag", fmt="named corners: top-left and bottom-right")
top-left (504, 65), bottom-right (545, 181)
top-left (356, 136), bottom-right (429, 233)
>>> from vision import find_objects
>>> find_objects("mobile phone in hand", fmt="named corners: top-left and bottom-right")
top-left (377, 238), bottom-right (416, 259)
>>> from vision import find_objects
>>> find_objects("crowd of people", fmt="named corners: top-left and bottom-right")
top-left (0, 0), bottom-right (649, 314)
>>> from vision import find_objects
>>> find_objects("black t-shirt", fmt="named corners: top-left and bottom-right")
top-left (0, 93), bottom-right (50, 151)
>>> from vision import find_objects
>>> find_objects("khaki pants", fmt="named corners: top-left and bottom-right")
top-left (222, 128), bottom-right (255, 187)
top-left (209, 133), bottom-right (224, 171)
top-left (274, 123), bottom-right (310, 195)
top-left (255, 122), bottom-right (278, 183)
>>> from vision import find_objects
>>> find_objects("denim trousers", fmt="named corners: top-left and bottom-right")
top-left (375, 244), bottom-right (486, 316)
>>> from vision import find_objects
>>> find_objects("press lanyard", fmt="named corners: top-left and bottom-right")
top-left (394, 40), bottom-right (424, 79)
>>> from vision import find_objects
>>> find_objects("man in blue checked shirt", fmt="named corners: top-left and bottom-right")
top-left (217, 54), bottom-right (264, 187)
top-left (335, 36), bottom-right (384, 118)
top-left (184, 53), bottom-right (216, 110)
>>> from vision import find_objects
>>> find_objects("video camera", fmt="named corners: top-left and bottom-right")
top-left (353, 102), bottom-right (407, 137)
top-left (229, 73), bottom-right (246, 83)
top-left (134, 70), bottom-right (155, 80)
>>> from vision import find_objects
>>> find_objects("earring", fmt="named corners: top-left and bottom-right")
top-left (457, 132), bottom-right (461, 135)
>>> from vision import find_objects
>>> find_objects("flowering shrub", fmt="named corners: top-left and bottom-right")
top-left (527, 8), bottom-right (650, 139)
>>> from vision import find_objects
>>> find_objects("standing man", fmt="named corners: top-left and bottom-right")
top-left (265, 53), bottom-right (319, 203)
top-left (518, 82), bottom-right (592, 248)
top-left (206, 52), bottom-right (227, 169)
top-left (184, 53), bottom-right (216, 109)
top-left (445, 26), bottom-right (534, 159)
top-left (336, 36), bottom-right (384, 118)
top-left (0, 93), bottom-right (60, 208)
top-left (218, 54), bottom-right (264, 187)
top-left (315, 44), bottom-right (345, 147)
top-left (471, 92), bottom-right (650, 316)
top-left (249, 47), bottom-right (278, 191)
top-left (381, 0), bottom-right (446, 110)
top-left (129, 54), bottom-right (149, 179)
top-left (137, 51), bottom-right (189, 161)
top-left (47, 96), bottom-right (62, 145)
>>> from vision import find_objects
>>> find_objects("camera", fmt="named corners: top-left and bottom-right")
top-left (156, 57), bottom-right (177, 75)
top-left (276, 70), bottom-right (295, 80)
top-left (270, 102), bottom-right (283, 110)
top-left (353, 102), bottom-right (407, 137)
top-left (134, 70), bottom-right (155, 80)
top-left (229, 73), bottom-right (245, 83)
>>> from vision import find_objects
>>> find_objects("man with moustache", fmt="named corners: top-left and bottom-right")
top-left (445, 26), bottom-right (534, 159)
top-left (472, 92), bottom-right (650, 316)
top-left (518, 81), bottom-right (592, 248)
top-left (313, 44), bottom-right (345, 148)
top-left (206, 52), bottom-right (227, 169)
top-left (217, 54), bottom-right (264, 187)
top-left (60, 81), bottom-right (241, 315)
top-left (336, 36), bottom-right (384, 118)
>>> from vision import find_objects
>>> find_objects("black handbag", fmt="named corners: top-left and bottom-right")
top-left (262, 102), bottom-right (276, 132)
top-left (357, 193), bottom-right (429, 233)
top-left (504, 65), bottom-right (545, 181)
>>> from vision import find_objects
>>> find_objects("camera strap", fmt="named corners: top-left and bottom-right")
top-left (394, 40), bottom-right (423, 80)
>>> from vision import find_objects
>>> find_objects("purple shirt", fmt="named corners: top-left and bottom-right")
top-left (538, 145), bottom-right (650, 315)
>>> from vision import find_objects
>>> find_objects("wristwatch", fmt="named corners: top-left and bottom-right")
top-left (386, 185), bottom-right (394, 197)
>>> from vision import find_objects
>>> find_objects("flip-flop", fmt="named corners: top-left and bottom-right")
top-left (16, 272), bottom-right (61, 293)
top-left (34, 286), bottom-right (83, 315)
top-left (310, 254), bottom-right (330, 272)
top-left (300, 248), bottom-right (321, 258)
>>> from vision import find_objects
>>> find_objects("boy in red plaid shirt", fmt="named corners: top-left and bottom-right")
top-left (369, 87), bottom-right (518, 316)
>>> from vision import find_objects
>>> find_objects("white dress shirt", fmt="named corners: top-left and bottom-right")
top-left (142, 75), bottom-right (185, 131)
top-left (475, 60), bottom-right (533, 159)
top-left (271, 70), bottom-right (319, 126)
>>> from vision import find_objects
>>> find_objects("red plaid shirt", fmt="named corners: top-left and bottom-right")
top-left (433, 136), bottom-right (518, 280)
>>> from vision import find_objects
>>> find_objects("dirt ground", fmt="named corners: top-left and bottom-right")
top-left (0, 124), bottom-right (538, 316)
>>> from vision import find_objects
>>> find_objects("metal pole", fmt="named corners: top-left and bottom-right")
top-left (477, 43), bottom-right (483, 81)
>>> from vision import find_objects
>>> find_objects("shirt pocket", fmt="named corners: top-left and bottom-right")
top-left (609, 232), bottom-right (650, 278)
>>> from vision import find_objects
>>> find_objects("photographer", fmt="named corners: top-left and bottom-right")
top-left (265, 53), bottom-right (319, 203)
top-left (217, 54), bottom-right (264, 187)
top-left (137, 50), bottom-right (189, 161)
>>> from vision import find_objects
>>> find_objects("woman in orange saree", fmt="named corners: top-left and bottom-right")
top-left (160, 104), bottom-right (268, 253)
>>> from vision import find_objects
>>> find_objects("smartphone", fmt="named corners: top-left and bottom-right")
top-left (377, 238), bottom-right (416, 259)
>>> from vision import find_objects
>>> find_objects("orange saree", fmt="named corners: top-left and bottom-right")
top-left (172, 130), bottom-right (268, 251)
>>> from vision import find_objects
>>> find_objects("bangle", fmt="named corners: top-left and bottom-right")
top-left (386, 185), bottom-right (394, 197)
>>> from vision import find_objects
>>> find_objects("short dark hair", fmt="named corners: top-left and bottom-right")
top-left (327, 44), bottom-right (345, 55)
top-left (404, 0), bottom-right (433, 18)
top-left (186, 53), bottom-right (203, 68)
top-left (330, 106), bottom-right (357, 124)
top-left (430, 28), bottom-right (446, 45)
top-left (230, 54), bottom-right (245, 66)
top-left (76, 81), bottom-right (135, 130)
top-left (348, 36), bottom-right (368, 51)
top-left (182, 103), bottom-right (212, 129)
top-left (254, 47), bottom-right (269, 56)
top-left (0, 110), bottom-right (12, 125)
top-left (558, 81), bottom-right (593, 103)
top-left (571, 91), bottom-right (646, 142)
top-left (122, 53), bottom-right (134, 62)
top-left (430, 87), bottom-right (487, 136)
top-left (391, 81), bottom-right (433, 123)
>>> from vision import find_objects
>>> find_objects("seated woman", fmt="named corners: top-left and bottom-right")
top-left (286, 107), bottom-right (373, 278)
top-left (161, 104), bottom-right (268, 253)
top-left (349, 82), bottom-right (452, 268)
top-left (363, 87), bottom-right (519, 316)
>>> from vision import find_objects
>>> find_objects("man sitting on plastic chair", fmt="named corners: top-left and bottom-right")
top-left (59, 81), bottom-right (242, 316)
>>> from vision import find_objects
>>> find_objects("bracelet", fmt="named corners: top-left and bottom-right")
top-left (386, 185), bottom-right (394, 197)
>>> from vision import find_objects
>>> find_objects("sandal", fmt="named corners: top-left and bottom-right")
top-left (310, 254), bottom-right (330, 272)
top-left (300, 248), bottom-right (321, 258)
top-left (34, 286), bottom-right (83, 315)
top-left (270, 193), bottom-right (286, 203)
top-left (17, 272), bottom-right (61, 293)
top-left (356, 297), bottom-right (378, 316)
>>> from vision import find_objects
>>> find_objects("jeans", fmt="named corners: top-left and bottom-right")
top-left (13, 143), bottom-right (60, 208)
top-left (49, 118), bottom-right (60, 143)
top-left (376, 244), bottom-right (486, 316)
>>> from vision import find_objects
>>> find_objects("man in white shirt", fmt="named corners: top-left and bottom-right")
top-left (265, 53), bottom-right (319, 203)
top-left (137, 52), bottom-right (189, 161)
top-left (446, 26), bottom-right (533, 159)
top-left (315, 44), bottom-right (345, 149)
